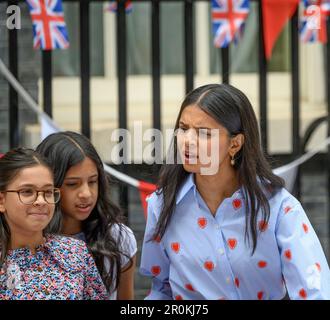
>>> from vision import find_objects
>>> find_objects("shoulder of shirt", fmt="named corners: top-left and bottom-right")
top-left (110, 223), bottom-right (136, 245)
top-left (110, 222), bottom-right (132, 234)
top-left (45, 234), bottom-right (90, 272)
top-left (146, 190), bottom-right (164, 218)
top-left (147, 174), bottom-right (193, 213)
top-left (109, 223), bottom-right (137, 260)
top-left (270, 187), bottom-right (302, 213)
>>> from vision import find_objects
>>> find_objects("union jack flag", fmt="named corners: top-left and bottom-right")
top-left (211, 0), bottom-right (250, 48)
top-left (26, 0), bottom-right (69, 50)
top-left (106, 0), bottom-right (133, 13)
top-left (300, 0), bottom-right (330, 43)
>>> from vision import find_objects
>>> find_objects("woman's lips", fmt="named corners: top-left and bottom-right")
top-left (75, 204), bottom-right (93, 214)
top-left (184, 152), bottom-right (198, 163)
top-left (28, 212), bottom-right (49, 219)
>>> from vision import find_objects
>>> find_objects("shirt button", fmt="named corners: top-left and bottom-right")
top-left (218, 249), bottom-right (224, 255)
top-left (226, 277), bottom-right (231, 284)
top-left (37, 266), bottom-right (43, 272)
top-left (215, 224), bottom-right (220, 229)
top-left (44, 289), bottom-right (50, 295)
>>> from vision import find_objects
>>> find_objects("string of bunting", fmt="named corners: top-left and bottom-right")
top-left (21, 0), bottom-right (330, 59)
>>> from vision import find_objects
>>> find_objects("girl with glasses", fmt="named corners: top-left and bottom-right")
top-left (0, 148), bottom-right (109, 300)
top-left (37, 132), bottom-right (137, 300)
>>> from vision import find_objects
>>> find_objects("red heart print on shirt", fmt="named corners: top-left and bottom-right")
top-left (151, 266), bottom-right (161, 276)
top-left (284, 206), bottom-right (292, 214)
top-left (234, 277), bottom-right (240, 288)
top-left (258, 261), bottom-right (267, 268)
top-left (302, 223), bottom-right (309, 233)
top-left (284, 249), bottom-right (292, 260)
top-left (232, 199), bottom-right (242, 210)
top-left (299, 288), bottom-right (307, 299)
top-left (204, 261), bottom-right (214, 272)
top-left (228, 238), bottom-right (237, 250)
top-left (197, 217), bottom-right (207, 229)
top-left (257, 291), bottom-right (264, 300)
top-left (316, 262), bottom-right (321, 271)
top-left (185, 284), bottom-right (195, 291)
top-left (258, 220), bottom-right (268, 232)
top-left (171, 242), bottom-right (180, 253)
top-left (154, 235), bottom-right (161, 243)
top-left (175, 295), bottom-right (183, 300)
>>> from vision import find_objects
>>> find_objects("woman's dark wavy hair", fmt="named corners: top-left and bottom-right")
top-left (0, 148), bottom-right (61, 266)
top-left (36, 131), bottom-right (131, 292)
top-left (154, 84), bottom-right (285, 254)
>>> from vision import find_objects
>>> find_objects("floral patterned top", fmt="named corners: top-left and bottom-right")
top-left (0, 234), bottom-right (110, 300)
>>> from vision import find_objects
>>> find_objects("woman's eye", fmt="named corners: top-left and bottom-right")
top-left (65, 183), bottom-right (77, 187)
top-left (20, 189), bottom-right (34, 196)
top-left (44, 190), bottom-right (54, 197)
top-left (89, 181), bottom-right (98, 185)
top-left (197, 130), bottom-right (211, 138)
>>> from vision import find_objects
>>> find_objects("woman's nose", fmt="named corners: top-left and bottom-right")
top-left (34, 192), bottom-right (47, 205)
top-left (78, 184), bottom-right (92, 198)
top-left (184, 129), bottom-right (198, 146)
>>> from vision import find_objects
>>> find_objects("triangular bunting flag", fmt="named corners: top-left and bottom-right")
top-left (262, 0), bottom-right (299, 59)
top-left (211, 0), bottom-right (250, 48)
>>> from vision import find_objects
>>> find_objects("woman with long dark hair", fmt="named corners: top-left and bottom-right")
top-left (0, 148), bottom-right (108, 299)
top-left (36, 132), bottom-right (136, 299)
top-left (140, 83), bottom-right (330, 300)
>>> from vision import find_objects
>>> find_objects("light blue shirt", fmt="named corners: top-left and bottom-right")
top-left (140, 173), bottom-right (330, 300)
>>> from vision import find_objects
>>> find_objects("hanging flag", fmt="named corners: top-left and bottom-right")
top-left (106, 0), bottom-right (133, 13)
top-left (138, 181), bottom-right (157, 219)
top-left (262, 0), bottom-right (299, 60)
top-left (211, 0), bottom-right (250, 48)
top-left (300, 0), bottom-right (330, 43)
top-left (26, 0), bottom-right (69, 50)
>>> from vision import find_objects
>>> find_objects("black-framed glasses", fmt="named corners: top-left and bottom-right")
top-left (3, 188), bottom-right (61, 205)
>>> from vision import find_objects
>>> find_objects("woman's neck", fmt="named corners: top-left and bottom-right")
top-left (61, 216), bottom-right (83, 236)
top-left (9, 232), bottom-right (45, 254)
top-left (195, 166), bottom-right (240, 215)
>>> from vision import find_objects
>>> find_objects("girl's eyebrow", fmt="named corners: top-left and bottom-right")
top-left (195, 126), bottom-right (212, 130)
top-left (179, 121), bottom-right (212, 130)
top-left (17, 183), bottom-right (53, 188)
top-left (64, 174), bottom-right (98, 180)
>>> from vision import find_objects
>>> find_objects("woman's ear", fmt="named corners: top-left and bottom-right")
top-left (230, 133), bottom-right (245, 157)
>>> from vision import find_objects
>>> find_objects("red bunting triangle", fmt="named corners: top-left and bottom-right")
top-left (138, 180), bottom-right (157, 219)
top-left (262, 0), bottom-right (299, 60)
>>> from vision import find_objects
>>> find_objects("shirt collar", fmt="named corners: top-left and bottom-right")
top-left (175, 173), bottom-right (245, 205)
top-left (176, 173), bottom-right (195, 205)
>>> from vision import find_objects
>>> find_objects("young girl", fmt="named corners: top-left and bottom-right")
top-left (36, 131), bottom-right (137, 299)
top-left (140, 83), bottom-right (330, 300)
top-left (0, 148), bottom-right (109, 300)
